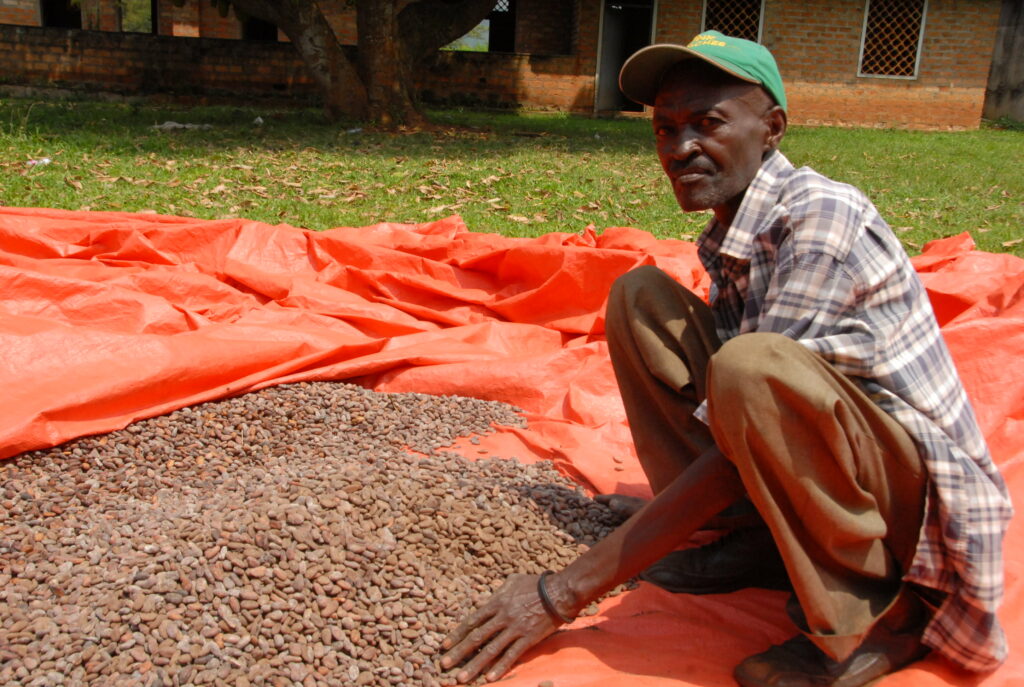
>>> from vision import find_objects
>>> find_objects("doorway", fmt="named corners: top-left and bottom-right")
top-left (596, 0), bottom-right (656, 113)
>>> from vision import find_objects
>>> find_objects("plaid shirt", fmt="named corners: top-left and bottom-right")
top-left (695, 151), bottom-right (1011, 672)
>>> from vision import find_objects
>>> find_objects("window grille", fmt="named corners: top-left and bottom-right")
top-left (702, 0), bottom-right (764, 43)
top-left (858, 0), bottom-right (927, 78)
top-left (493, 0), bottom-right (511, 12)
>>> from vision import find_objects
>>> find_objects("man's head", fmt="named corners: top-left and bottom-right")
top-left (619, 31), bottom-right (787, 112)
top-left (619, 33), bottom-right (787, 225)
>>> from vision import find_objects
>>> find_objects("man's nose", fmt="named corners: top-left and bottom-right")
top-left (665, 129), bottom-right (700, 159)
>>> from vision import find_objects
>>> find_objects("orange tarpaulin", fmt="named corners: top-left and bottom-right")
top-left (1, 206), bottom-right (1022, 686)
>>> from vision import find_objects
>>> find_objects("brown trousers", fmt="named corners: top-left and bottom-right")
top-left (605, 265), bottom-right (927, 661)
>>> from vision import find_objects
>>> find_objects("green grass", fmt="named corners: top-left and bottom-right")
top-left (1, 98), bottom-right (1021, 256)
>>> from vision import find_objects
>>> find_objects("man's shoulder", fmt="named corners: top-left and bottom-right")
top-left (768, 164), bottom-right (883, 260)
top-left (777, 165), bottom-right (872, 215)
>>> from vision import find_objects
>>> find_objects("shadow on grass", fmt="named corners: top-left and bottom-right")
top-left (0, 98), bottom-right (656, 161)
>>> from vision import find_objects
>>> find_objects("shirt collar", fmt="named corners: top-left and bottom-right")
top-left (697, 150), bottom-right (795, 263)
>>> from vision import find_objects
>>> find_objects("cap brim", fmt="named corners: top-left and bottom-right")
top-left (618, 43), bottom-right (759, 107)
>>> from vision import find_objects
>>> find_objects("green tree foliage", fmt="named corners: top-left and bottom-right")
top-left (121, 0), bottom-right (153, 32)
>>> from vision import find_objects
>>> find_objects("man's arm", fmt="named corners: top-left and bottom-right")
top-left (440, 445), bottom-right (745, 683)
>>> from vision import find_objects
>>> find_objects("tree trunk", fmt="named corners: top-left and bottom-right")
top-left (288, 11), bottom-right (365, 120)
top-left (217, 0), bottom-right (501, 128)
top-left (230, 0), bottom-right (369, 121)
top-left (356, 0), bottom-right (427, 128)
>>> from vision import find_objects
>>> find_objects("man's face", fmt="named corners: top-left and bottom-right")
top-left (652, 62), bottom-right (779, 224)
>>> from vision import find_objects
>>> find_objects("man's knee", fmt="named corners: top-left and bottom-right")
top-left (608, 265), bottom-right (706, 325)
top-left (607, 265), bottom-right (675, 330)
top-left (609, 265), bottom-right (673, 305)
top-left (706, 334), bottom-right (807, 471)
top-left (708, 333), bottom-right (819, 423)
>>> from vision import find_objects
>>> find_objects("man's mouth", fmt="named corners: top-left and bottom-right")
top-left (675, 167), bottom-right (712, 185)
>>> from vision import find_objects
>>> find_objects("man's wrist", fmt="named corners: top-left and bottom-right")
top-left (538, 570), bottom-right (583, 623)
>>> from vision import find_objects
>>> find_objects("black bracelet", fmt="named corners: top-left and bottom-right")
top-left (537, 570), bottom-right (575, 625)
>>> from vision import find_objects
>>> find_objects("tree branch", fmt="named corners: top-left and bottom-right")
top-left (398, 0), bottom-right (499, 62)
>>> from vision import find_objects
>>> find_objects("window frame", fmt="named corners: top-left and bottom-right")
top-left (701, 0), bottom-right (766, 43)
top-left (857, 0), bottom-right (929, 80)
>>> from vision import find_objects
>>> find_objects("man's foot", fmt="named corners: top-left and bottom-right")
top-left (733, 593), bottom-right (929, 687)
top-left (639, 525), bottom-right (790, 594)
top-left (595, 494), bottom-right (763, 529)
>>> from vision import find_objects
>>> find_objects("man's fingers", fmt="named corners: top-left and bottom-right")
top-left (440, 614), bottom-right (502, 671)
top-left (440, 573), bottom-right (551, 681)
top-left (483, 635), bottom-right (537, 683)
top-left (442, 603), bottom-right (496, 652)
top-left (455, 628), bottom-right (518, 684)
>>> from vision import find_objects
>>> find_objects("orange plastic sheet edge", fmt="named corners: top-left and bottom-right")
top-left (1, 207), bottom-right (1022, 686)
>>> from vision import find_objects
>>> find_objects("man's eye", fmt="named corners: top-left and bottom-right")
top-left (654, 126), bottom-right (672, 137)
top-left (697, 117), bottom-right (721, 129)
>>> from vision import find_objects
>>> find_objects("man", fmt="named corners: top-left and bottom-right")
top-left (440, 32), bottom-right (1011, 687)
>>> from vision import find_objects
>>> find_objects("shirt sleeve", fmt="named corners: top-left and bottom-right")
top-left (753, 237), bottom-right (884, 378)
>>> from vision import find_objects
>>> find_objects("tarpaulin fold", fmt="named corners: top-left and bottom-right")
top-left (1, 206), bottom-right (1022, 686)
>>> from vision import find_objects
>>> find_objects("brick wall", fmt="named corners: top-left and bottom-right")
top-left (575, 0), bottom-right (599, 77)
top-left (0, 25), bottom-right (319, 101)
top-left (320, 3), bottom-right (357, 46)
top-left (79, 0), bottom-right (120, 31)
top-left (650, 0), bottom-right (1001, 129)
top-left (151, 0), bottom-right (242, 38)
top-left (198, 1), bottom-right (241, 40)
top-left (515, 0), bottom-right (574, 55)
top-left (0, 0), bottom-right (1003, 129)
top-left (157, 1), bottom-right (199, 37)
top-left (653, 0), bottom-right (703, 42)
top-left (0, 0), bottom-right (38, 26)
top-left (421, 52), bottom-right (595, 111)
top-left (419, 0), bottom-right (597, 111)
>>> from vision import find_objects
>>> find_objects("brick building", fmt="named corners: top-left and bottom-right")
top-left (0, 0), bottom-right (1013, 129)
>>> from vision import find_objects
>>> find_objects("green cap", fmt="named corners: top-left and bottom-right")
top-left (619, 31), bottom-right (787, 111)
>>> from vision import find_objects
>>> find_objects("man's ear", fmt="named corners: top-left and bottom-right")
top-left (763, 106), bottom-right (787, 152)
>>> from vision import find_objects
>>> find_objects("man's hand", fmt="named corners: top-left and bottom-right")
top-left (440, 573), bottom-right (563, 684)
top-left (440, 448), bottom-right (743, 683)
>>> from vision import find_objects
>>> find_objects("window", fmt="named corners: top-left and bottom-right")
top-left (702, 0), bottom-right (764, 42)
top-left (241, 16), bottom-right (278, 41)
top-left (445, 20), bottom-right (490, 52)
top-left (120, 0), bottom-right (156, 34)
top-left (40, 0), bottom-right (81, 28)
top-left (858, 0), bottom-right (927, 78)
top-left (444, 0), bottom-right (516, 53)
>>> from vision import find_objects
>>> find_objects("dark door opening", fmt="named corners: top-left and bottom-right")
top-left (488, 0), bottom-right (516, 52)
top-left (597, 0), bottom-right (654, 113)
top-left (242, 17), bottom-right (279, 41)
top-left (40, 0), bottom-right (82, 28)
